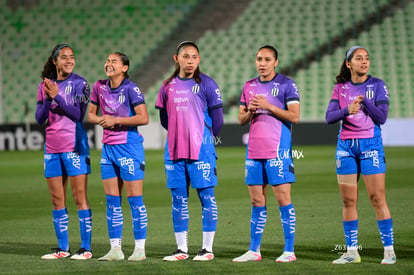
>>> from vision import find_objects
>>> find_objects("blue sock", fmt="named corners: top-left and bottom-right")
top-left (78, 209), bottom-right (92, 251)
top-left (106, 195), bottom-right (123, 239)
top-left (171, 188), bottom-right (189, 232)
top-left (249, 206), bottom-right (267, 252)
top-left (280, 203), bottom-right (296, 252)
top-left (197, 187), bottom-right (218, 232)
top-left (128, 196), bottom-right (147, 240)
top-left (377, 218), bottom-right (394, 247)
top-left (52, 208), bottom-right (69, 251)
top-left (343, 219), bottom-right (358, 249)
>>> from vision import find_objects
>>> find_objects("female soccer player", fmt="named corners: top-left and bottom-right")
top-left (156, 41), bottom-right (223, 261)
top-left (36, 44), bottom-right (92, 260)
top-left (87, 52), bottom-right (149, 261)
top-left (326, 46), bottom-right (396, 265)
top-left (232, 45), bottom-right (299, 263)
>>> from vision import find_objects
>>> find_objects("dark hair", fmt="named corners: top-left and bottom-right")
top-left (335, 46), bottom-right (368, 84)
top-left (40, 43), bottom-right (72, 80)
top-left (257, 45), bottom-right (278, 60)
top-left (165, 41), bottom-right (201, 85)
top-left (113, 51), bottom-right (130, 79)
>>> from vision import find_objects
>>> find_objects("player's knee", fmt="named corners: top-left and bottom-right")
top-left (50, 193), bottom-right (65, 209)
top-left (368, 192), bottom-right (386, 208)
top-left (276, 198), bottom-right (291, 207)
top-left (342, 197), bottom-right (357, 208)
top-left (72, 191), bottom-right (88, 208)
top-left (250, 197), bottom-right (265, 206)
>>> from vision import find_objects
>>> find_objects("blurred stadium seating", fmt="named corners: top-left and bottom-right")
top-left (0, 0), bottom-right (413, 123)
top-left (0, 0), bottom-right (199, 123)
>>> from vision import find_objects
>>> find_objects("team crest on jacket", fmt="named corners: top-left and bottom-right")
top-left (118, 92), bottom-right (125, 104)
top-left (65, 81), bottom-right (73, 95)
top-left (192, 84), bottom-right (200, 94)
top-left (271, 86), bottom-right (279, 97)
top-left (365, 85), bottom-right (374, 99)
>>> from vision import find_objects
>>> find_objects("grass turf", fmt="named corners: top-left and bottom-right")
top-left (0, 146), bottom-right (413, 274)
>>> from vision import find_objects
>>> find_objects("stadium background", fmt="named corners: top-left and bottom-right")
top-left (0, 0), bottom-right (413, 150)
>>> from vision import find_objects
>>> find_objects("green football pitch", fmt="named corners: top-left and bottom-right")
top-left (1, 146), bottom-right (413, 274)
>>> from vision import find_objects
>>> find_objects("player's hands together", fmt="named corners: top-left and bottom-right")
top-left (251, 95), bottom-right (271, 111)
top-left (43, 78), bottom-right (59, 100)
top-left (247, 101), bottom-right (257, 114)
top-left (98, 115), bottom-right (118, 129)
top-left (348, 95), bottom-right (364, 115)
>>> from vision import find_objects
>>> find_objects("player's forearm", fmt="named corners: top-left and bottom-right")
top-left (268, 105), bottom-right (299, 124)
top-left (362, 98), bottom-right (388, 124)
top-left (238, 110), bottom-right (253, 125)
top-left (87, 112), bottom-right (100, 124)
top-left (54, 94), bottom-right (81, 121)
top-left (35, 100), bottom-right (51, 124)
top-left (325, 101), bottom-right (348, 124)
top-left (209, 107), bottom-right (223, 136)
top-left (159, 109), bottom-right (168, 130)
top-left (115, 114), bottom-right (149, 126)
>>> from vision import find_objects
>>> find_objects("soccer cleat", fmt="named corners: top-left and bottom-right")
top-left (276, 252), bottom-right (296, 262)
top-left (381, 250), bottom-right (396, 264)
top-left (70, 248), bottom-right (92, 260)
top-left (332, 252), bottom-right (361, 264)
top-left (41, 248), bottom-right (71, 260)
top-left (193, 249), bottom-right (214, 261)
top-left (128, 248), bottom-right (146, 261)
top-left (232, 250), bottom-right (262, 262)
top-left (163, 249), bottom-right (189, 261)
top-left (98, 247), bottom-right (125, 261)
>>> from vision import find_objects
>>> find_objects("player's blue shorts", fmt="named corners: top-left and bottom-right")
top-left (245, 150), bottom-right (296, 186)
top-left (164, 153), bottom-right (217, 189)
top-left (100, 142), bottom-right (145, 181)
top-left (336, 137), bottom-right (386, 175)
top-left (44, 151), bottom-right (91, 178)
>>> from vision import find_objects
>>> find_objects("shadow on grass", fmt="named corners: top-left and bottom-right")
top-left (217, 241), bottom-right (414, 262)
top-left (0, 241), bottom-right (179, 260)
